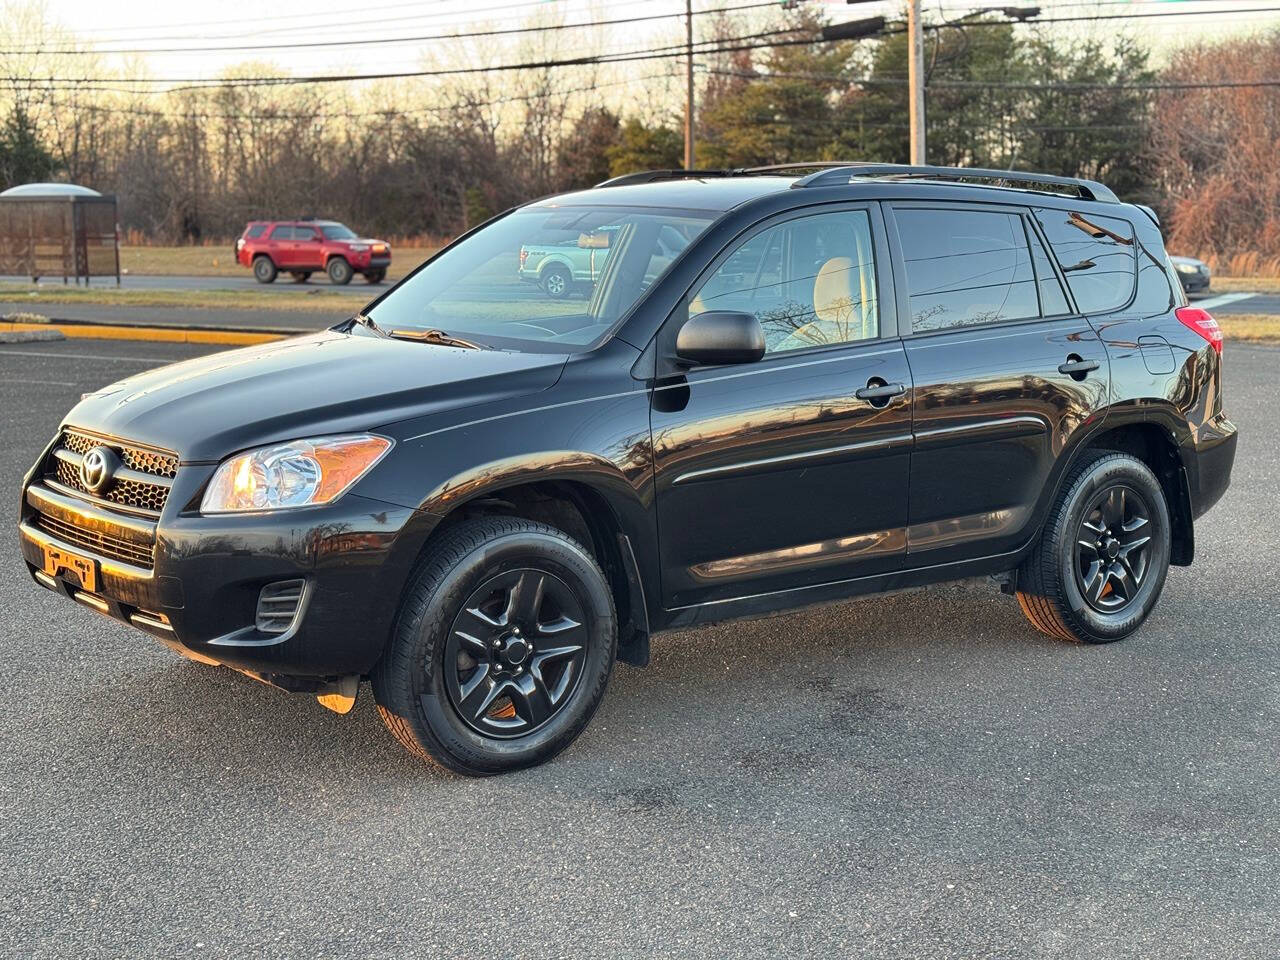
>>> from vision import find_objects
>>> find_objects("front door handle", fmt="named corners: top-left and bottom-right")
top-left (1058, 357), bottom-right (1100, 377)
top-left (855, 380), bottom-right (907, 405)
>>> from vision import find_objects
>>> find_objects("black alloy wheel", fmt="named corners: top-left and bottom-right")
top-left (372, 516), bottom-right (617, 775)
top-left (1016, 449), bottom-right (1171, 644)
top-left (1074, 485), bottom-right (1153, 613)
top-left (445, 569), bottom-right (588, 737)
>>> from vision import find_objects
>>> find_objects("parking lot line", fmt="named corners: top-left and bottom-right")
top-left (1196, 292), bottom-right (1256, 310)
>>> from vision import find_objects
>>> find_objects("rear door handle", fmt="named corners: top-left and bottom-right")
top-left (1058, 358), bottom-right (1100, 376)
top-left (855, 381), bottom-right (907, 402)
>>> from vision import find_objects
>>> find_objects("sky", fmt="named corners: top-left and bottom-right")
top-left (17, 0), bottom-right (1280, 85)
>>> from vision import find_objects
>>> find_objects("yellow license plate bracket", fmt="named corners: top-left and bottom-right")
top-left (42, 544), bottom-right (98, 593)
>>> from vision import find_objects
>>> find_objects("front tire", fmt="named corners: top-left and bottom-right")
top-left (326, 257), bottom-right (353, 285)
top-left (372, 517), bottom-right (617, 775)
top-left (252, 256), bottom-right (277, 283)
top-left (1016, 450), bottom-right (1171, 644)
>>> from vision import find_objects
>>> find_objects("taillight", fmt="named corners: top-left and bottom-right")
top-left (1176, 306), bottom-right (1222, 355)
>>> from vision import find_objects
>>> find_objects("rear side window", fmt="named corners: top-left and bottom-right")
top-left (245, 224), bottom-right (267, 239)
top-left (1034, 209), bottom-right (1135, 313)
top-left (896, 207), bottom-right (1039, 333)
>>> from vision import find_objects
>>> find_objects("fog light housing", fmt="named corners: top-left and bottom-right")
top-left (256, 579), bottom-right (307, 634)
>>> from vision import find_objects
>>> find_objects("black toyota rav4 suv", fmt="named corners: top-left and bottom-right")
top-left (17, 164), bottom-right (1237, 775)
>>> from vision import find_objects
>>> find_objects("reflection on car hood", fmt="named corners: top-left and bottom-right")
top-left (67, 330), bottom-right (567, 462)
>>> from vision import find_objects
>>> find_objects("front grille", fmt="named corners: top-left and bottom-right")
top-left (45, 429), bottom-right (177, 514)
top-left (34, 511), bottom-right (155, 569)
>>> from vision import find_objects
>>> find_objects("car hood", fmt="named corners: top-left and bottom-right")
top-left (66, 330), bottom-right (568, 462)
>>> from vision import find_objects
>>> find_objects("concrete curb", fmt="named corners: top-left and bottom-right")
top-left (0, 318), bottom-right (294, 345)
top-left (0, 328), bottom-right (67, 343)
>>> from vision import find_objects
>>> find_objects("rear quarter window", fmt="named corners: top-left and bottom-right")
top-left (245, 224), bottom-right (267, 238)
top-left (1034, 209), bottom-right (1136, 314)
top-left (895, 206), bottom-right (1040, 333)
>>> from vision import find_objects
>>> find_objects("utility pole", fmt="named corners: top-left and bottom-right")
top-left (684, 0), bottom-right (695, 169)
top-left (907, 0), bottom-right (925, 164)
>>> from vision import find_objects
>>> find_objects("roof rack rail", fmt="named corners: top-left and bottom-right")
top-left (595, 169), bottom-right (731, 188)
top-left (734, 162), bottom-right (861, 175)
top-left (793, 163), bottom-right (1119, 203)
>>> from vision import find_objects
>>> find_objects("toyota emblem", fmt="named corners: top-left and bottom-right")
top-left (80, 446), bottom-right (119, 493)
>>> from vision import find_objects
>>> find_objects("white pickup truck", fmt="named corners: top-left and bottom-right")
top-left (517, 224), bottom-right (692, 299)
top-left (517, 230), bottom-right (613, 299)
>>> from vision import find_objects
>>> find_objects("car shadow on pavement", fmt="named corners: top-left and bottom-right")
top-left (61, 579), bottom-right (1066, 792)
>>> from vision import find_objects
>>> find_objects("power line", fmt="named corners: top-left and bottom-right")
top-left (38, 71), bottom-right (684, 120)
top-left (0, 1), bottom-right (787, 56)
top-left (2, 29), bottom-right (815, 93)
top-left (11, 5), bottom-right (1280, 94)
top-left (42, 0), bottom-right (636, 41)
top-left (702, 65), bottom-right (1280, 91)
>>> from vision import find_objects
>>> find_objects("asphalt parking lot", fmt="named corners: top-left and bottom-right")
top-left (2, 338), bottom-right (1278, 959)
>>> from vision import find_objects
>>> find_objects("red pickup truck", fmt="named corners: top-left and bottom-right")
top-left (235, 219), bottom-right (391, 285)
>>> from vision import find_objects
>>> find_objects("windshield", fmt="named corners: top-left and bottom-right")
top-left (366, 204), bottom-right (715, 352)
top-left (321, 223), bottom-right (357, 240)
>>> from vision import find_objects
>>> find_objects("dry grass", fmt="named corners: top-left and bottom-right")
top-left (1219, 313), bottom-right (1280, 343)
top-left (120, 245), bottom-right (441, 279)
top-left (0, 283), bottom-right (363, 314)
top-left (1207, 276), bottom-right (1280, 294)
top-left (1204, 252), bottom-right (1280, 277)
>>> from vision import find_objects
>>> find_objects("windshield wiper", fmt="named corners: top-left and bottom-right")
top-left (349, 312), bottom-right (388, 337)
top-left (387, 328), bottom-right (488, 350)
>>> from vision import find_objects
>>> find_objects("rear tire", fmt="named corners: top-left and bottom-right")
top-left (372, 517), bottom-right (617, 775)
top-left (541, 264), bottom-right (571, 299)
top-left (1016, 450), bottom-right (1171, 644)
top-left (252, 256), bottom-right (277, 284)
top-left (326, 257), bottom-right (353, 285)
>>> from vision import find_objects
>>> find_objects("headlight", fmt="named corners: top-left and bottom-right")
top-left (200, 434), bottom-right (391, 513)
top-left (348, 243), bottom-right (370, 253)
top-left (1176, 262), bottom-right (1198, 273)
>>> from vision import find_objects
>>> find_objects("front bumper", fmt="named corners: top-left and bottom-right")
top-left (18, 477), bottom-right (430, 687)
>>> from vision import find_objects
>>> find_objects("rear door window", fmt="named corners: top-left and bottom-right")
top-left (1033, 209), bottom-right (1136, 314)
top-left (895, 207), bottom-right (1039, 333)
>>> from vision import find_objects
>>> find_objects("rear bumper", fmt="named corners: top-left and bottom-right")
top-left (1183, 411), bottom-right (1237, 519)
top-left (18, 480), bottom-right (431, 687)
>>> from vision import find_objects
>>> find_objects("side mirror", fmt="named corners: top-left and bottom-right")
top-left (675, 310), bottom-right (766, 366)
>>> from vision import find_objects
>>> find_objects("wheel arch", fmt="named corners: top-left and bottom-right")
top-left (407, 456), bottom-right (655, 667)
top-left (1054, 410), bottom-right (1195, 566)
top-left (537, 257), bottom-right (573, 279)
